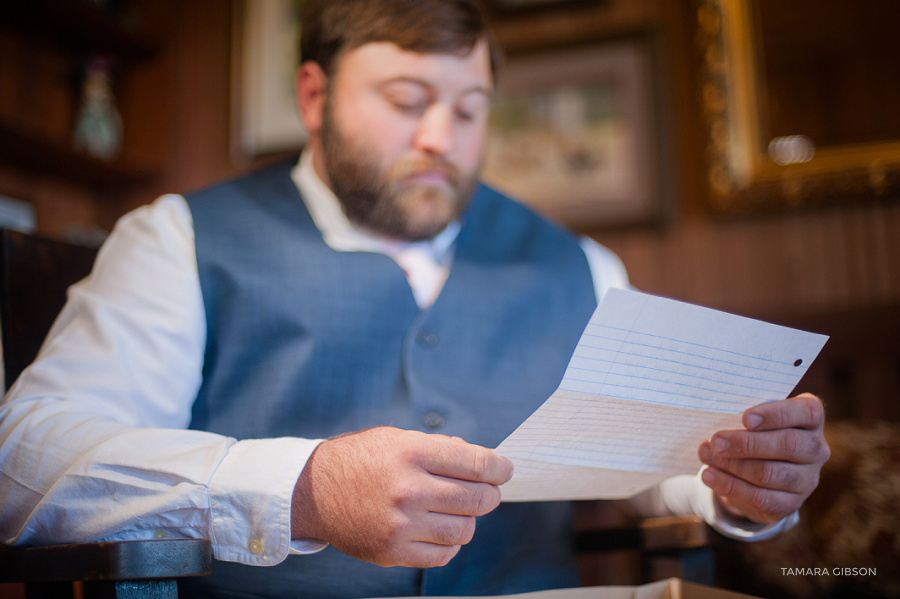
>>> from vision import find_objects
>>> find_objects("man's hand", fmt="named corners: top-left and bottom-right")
top-left (290, 426), bottom-right (513, 568)
top-left (698, 392), bottom-right (830, 524)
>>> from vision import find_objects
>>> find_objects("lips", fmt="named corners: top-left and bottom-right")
top-left (391, 158), bottom-right (459, 187)
top-left (408, 170), bottom-right (451, 184)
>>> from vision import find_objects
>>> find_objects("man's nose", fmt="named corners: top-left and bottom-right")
top-left (414, 104), bottom-right (454, 156)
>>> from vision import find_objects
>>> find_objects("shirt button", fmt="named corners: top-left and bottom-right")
top-left (422, 411), bottom-right (445, 430)
top-left (153, 530), bottom-right (168, 539)
top-left (417, 330), bottom-right (439, 347)
top-left (248, 538), bottom-right (264, 555)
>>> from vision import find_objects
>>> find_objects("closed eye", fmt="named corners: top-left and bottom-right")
top-left (392, 99), bottom-right (430, 116)
top-left (380, 79), bottom-right (432, 117)
top-left (454, 107), bottom-right (476, 122)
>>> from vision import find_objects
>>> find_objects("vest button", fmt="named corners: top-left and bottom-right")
top-left (422, 411), bottom-right (445, 430)
top-left (417, 330), bottom-right (439, 347)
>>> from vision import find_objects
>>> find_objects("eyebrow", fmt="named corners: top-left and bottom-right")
top-left (377, 76), bottom-right (493, 99)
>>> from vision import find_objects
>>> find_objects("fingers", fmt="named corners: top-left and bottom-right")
top-left (386, 506), bottom-right (478, 568)
top-left (394, 436), bottom-right (507, 516)
top-left (402, 542), bottom-right (462, 569)
top-left (707, 394), bottom-right (830, 465)
top-left (698, 434), bottom-right (822, 522)
top-left (383, 465), bottom-right (503, 518)
top-left (698, 445), bottom-right (809, 492)
top-left (697, 393), bottom-right (831, 524)
top-left (366, 502), bottom-right (478, 568)
top-left (704, 427), bottom-right (829, 464)
top-left (290, 426), bottom-right (510, 569)
top-left (423, 475), bottom-right (502, 516)
top-left (418, 435), bottom-right (514, 486)
top-left (420, 512), bottom-right (477, 546)
top-left (701, 465), bottom-right (807, 523)
top-left (742, 393), bottom-right (825, 431)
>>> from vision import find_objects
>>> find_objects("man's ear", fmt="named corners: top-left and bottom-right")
top-left (297, 61), bottom-right (327, 134)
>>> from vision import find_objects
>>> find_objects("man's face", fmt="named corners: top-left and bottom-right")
top-left (317, 40), bottom-right (493, 241)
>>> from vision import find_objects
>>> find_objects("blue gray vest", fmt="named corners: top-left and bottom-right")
top-left (182, 160), bottom-right (597, 598)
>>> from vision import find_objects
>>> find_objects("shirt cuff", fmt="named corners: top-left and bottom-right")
top-left (659, 470), bottom-right (799, 542)
top-left (709, 492), bottom-right (800, 541)
top-left (207, 437), bottom-right (323, 565)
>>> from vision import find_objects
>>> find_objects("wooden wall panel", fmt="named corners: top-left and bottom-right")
top-left (598, 201), bottom-right (900, 320)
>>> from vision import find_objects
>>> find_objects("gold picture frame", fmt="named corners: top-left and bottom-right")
top-left (697, 0), bottom-right (900, 213)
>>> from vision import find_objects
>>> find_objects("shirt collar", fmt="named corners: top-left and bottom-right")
top-left (291, 149), bottom-right (460, 263)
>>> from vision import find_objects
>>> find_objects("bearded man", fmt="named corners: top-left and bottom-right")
top-left (0, 1), bottom-right (829, 598)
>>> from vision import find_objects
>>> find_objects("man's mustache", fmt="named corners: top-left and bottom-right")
top-left (389, 158), bottom-right (461, 187)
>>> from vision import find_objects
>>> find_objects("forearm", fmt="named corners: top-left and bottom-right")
top-left (0, 397), bottom-right (232, 544)
top-left (0, 393), bottom-right (323, 564)
top-left (0, 195), bottom-right (318, 564)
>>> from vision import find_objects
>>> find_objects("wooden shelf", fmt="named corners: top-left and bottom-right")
top-left (0, 0), bottom-right (157, 62)
top-left (0, 118), bottom-right (155, 189)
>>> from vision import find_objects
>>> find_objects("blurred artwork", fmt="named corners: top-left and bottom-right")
top-left (235, 0), bottom-right (307, 157)
top-left (484, 81), bottom-right (634, 219)
top-left (481, 38), bottom-right (664, 229)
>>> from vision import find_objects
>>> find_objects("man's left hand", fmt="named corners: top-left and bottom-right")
top-left (698, 392), bottom-right (830, 524)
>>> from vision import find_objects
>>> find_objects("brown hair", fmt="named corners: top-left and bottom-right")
top-left (300, 0), bottom-right (502, 79)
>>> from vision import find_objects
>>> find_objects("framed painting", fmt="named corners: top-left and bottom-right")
top-left (232, 0), bottom-right (307, 159)
top-left (481, 35), bottom-right (671, 229)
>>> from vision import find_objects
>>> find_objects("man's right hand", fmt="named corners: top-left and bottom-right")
top-left (290, 426), bottom-right (513, 568)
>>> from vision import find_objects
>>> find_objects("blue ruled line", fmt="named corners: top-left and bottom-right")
top-left (568, 351), bottom-right (789, 391)
top-left (581, 324), bottom-right (803, 377)
top-left (563, 367), bottom-right (783, 402)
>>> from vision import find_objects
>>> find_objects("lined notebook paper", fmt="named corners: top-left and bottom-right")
top-left (496, 288), bottom-right (828, 501)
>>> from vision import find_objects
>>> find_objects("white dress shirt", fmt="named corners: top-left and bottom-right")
top-left (0, 151), bottom-right (794, 567)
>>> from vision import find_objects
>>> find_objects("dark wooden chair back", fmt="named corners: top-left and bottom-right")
top-left (0, 228), bottom-right (98, 391)
top-left (0, 228), bottom-right (211, 598)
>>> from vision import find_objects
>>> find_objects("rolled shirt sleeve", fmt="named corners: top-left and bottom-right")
top-left (0, 195), bottom-right (322, 564)
top-left (658, 472), bottom-right (799, 541)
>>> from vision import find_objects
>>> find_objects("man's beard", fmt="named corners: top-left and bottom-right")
top-left (320, 98), bottom-right (477, 241)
